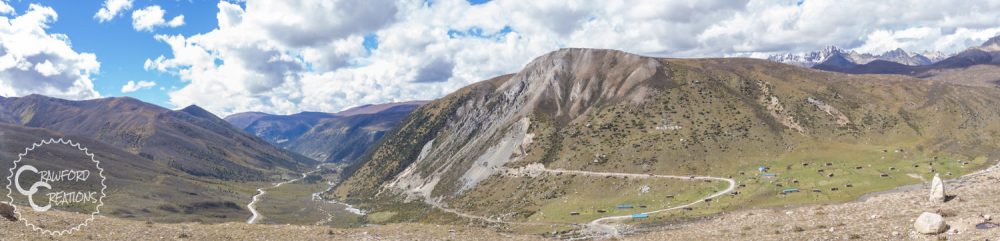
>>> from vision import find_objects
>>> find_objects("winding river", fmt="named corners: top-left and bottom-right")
top-left (246, 165), bottom-right (367, 224)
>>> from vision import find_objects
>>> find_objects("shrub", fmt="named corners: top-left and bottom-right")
top-left (0, 202), bottom-right (16, 221)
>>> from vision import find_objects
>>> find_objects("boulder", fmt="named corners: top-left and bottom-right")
top-left (929, 174), bottom-right (946, 203)
top-left (914, 212), bottom-right (948, 234)
top-left (0, 202), bottom-right (16, 221)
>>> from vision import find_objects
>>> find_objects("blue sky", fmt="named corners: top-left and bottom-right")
top-left (1, 0), bottom-right (998, 116)
top-left (3, 0), bottom-right (220, 106)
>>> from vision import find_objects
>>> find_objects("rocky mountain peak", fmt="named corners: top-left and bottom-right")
top-left (767, 46), bottom-right (848, 67)
top-left (979, 35), bottom-right (1000, 51)
top-left (179, 104), bottom-right (218, 119)
top-left (516, 48), bottom-right (666, 119)
top-left (919, 51), bottom-right (950, 63)
top-left (883, 48), bottom-right (910, 57)
top-left (776, 46), bottom-right (943, 67)
top-left (523, 48), bottom-right (647, 70)
top-left (821, 45), bottom-right (846, 54)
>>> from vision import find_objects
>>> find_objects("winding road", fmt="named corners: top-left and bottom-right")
top-left (422, 164), bottom-right (737, 238)
top-left (247, 163), bottom-right (737, 239)
top-left (246, 169), bottom-right (319, 224)
top-left (535, 168), bottom-right (736, 238)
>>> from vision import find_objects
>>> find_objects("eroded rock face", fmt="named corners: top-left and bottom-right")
top-left (930, 173), bottom-right (946, 203)
top-left (914, 212), bottom-right (948, 234)
top-left (0, 202), bottom-right (16, 221)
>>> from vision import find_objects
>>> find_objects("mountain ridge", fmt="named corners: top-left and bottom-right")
top-left (0, 94), bottom-right (320, 223)
top-left (223, 101), bottom-right (428, 163)
top-left (0, 94), bottom-right (316, 180)
top-left (767, 46), bottom-right (947, 67)
top-left (810, 35), bottom-right (1000, 76)
top-left (334, 48), bottom-right (1000, 227)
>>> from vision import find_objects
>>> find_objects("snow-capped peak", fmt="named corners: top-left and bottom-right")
top-left (766, 46), bottom-right (848, 67)
top-left (768, 46), bottom-right (942, 67)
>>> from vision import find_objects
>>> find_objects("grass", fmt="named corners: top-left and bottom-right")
top-left (340, 57), bottom-right (1000, 234)
top-left (255, 169), bottom-right (364, 227)
top-left (253, 180), bottom-right (329, 224)
top-left (618, 143), bottom-right (989, 225)
top-left (447, 105), bottom-right (991, 228)
top-left (99, 173), bottom-right (261, 223)
top-left (365, 211), bottom-right (397, 224)
top-left (454, 104), bottom-right (991, 229)
top-left (524, 174), bottom-right (726, 223)
top-left (730, 140), bottom-right (982, 208)
top-left (446, 167), bottom-right (727, 224)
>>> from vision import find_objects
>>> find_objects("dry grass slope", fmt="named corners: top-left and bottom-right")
top-left (336, 49), bottom-right (1000, 235)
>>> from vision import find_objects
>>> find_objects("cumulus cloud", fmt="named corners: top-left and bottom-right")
top-left (854, 27), bottom-right (1000, 54)
top-left (94, 0), bottom-right (133, 22)
top-left (145, 0), bottom-right (394, 115)
top-left (412, 58), bottom-right (453, 83)
top-left (120, 80), bottom-right (156, 93)
top-left (131, 5), bottom-right (184, 32)
top-left (0, 1), bottom-right (13, 15)
top-left (0, 4), bottom-right (101, 100)
top-left (251, 1), bottom-right (398, 48)
top-left (696, 0), bottom-right (1000, 56)
top-left (146, 0), bottom-right (1000, 116)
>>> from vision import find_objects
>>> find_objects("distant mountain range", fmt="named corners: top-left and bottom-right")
top-left (224, 101), bottom-right (427, 163)
top-left (4, 35), bottom-right (1000, 232)
top-left (809, 35), bottom-right (1000, 76)
top-left (767, 46), bottom-right (949, 68)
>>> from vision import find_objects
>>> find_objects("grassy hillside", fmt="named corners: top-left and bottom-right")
top-left (0, 95), bottom-right (316, 180)
top-left (0, 95), bottom-right (317, 223)
top-left (0, 124), bottom-right (259, 223)
top-left (335, 49), bottom-right (1000, 230)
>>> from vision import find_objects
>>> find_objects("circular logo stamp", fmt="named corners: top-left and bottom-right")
top-left (6, 138), bottom-right (107, 236)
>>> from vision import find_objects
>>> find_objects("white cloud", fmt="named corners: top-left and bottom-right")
top-left (167, 15), bottom-right (184, 27)
top-left (131, 5), bottom-right (184, 32)
top-left (120, 80), bottom-right (156, 93)
top-left (0, 4), bottom-right (101, 100)
top-left (0, 1), bottom-right (13, 15)
top-left (145, 0), bottom-right (395, 115)
top-left (250, 0), bottom-right (398, 48)
top-left (854, 27), bottom-right (1000, 54)
top-left (146, 0), bottom-right (1000, 116)
top-left (694, 0), bottom-right (1000, 56)
top-left (94, 0), bottom-right (133, 22)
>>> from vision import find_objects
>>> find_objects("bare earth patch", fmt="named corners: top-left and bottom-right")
top-left (0, 211), bottom-right (544, 241)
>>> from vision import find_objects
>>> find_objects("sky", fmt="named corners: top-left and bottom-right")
top-left (1, 0), bottom-right (999, 117)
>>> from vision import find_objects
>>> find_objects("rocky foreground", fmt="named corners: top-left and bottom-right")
top-left (0, 210), bottom-right (540, 241)
top-left (3, 163), bottom-right (998, 241)
top-left (631, 163), bottom-right (1000, 240)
